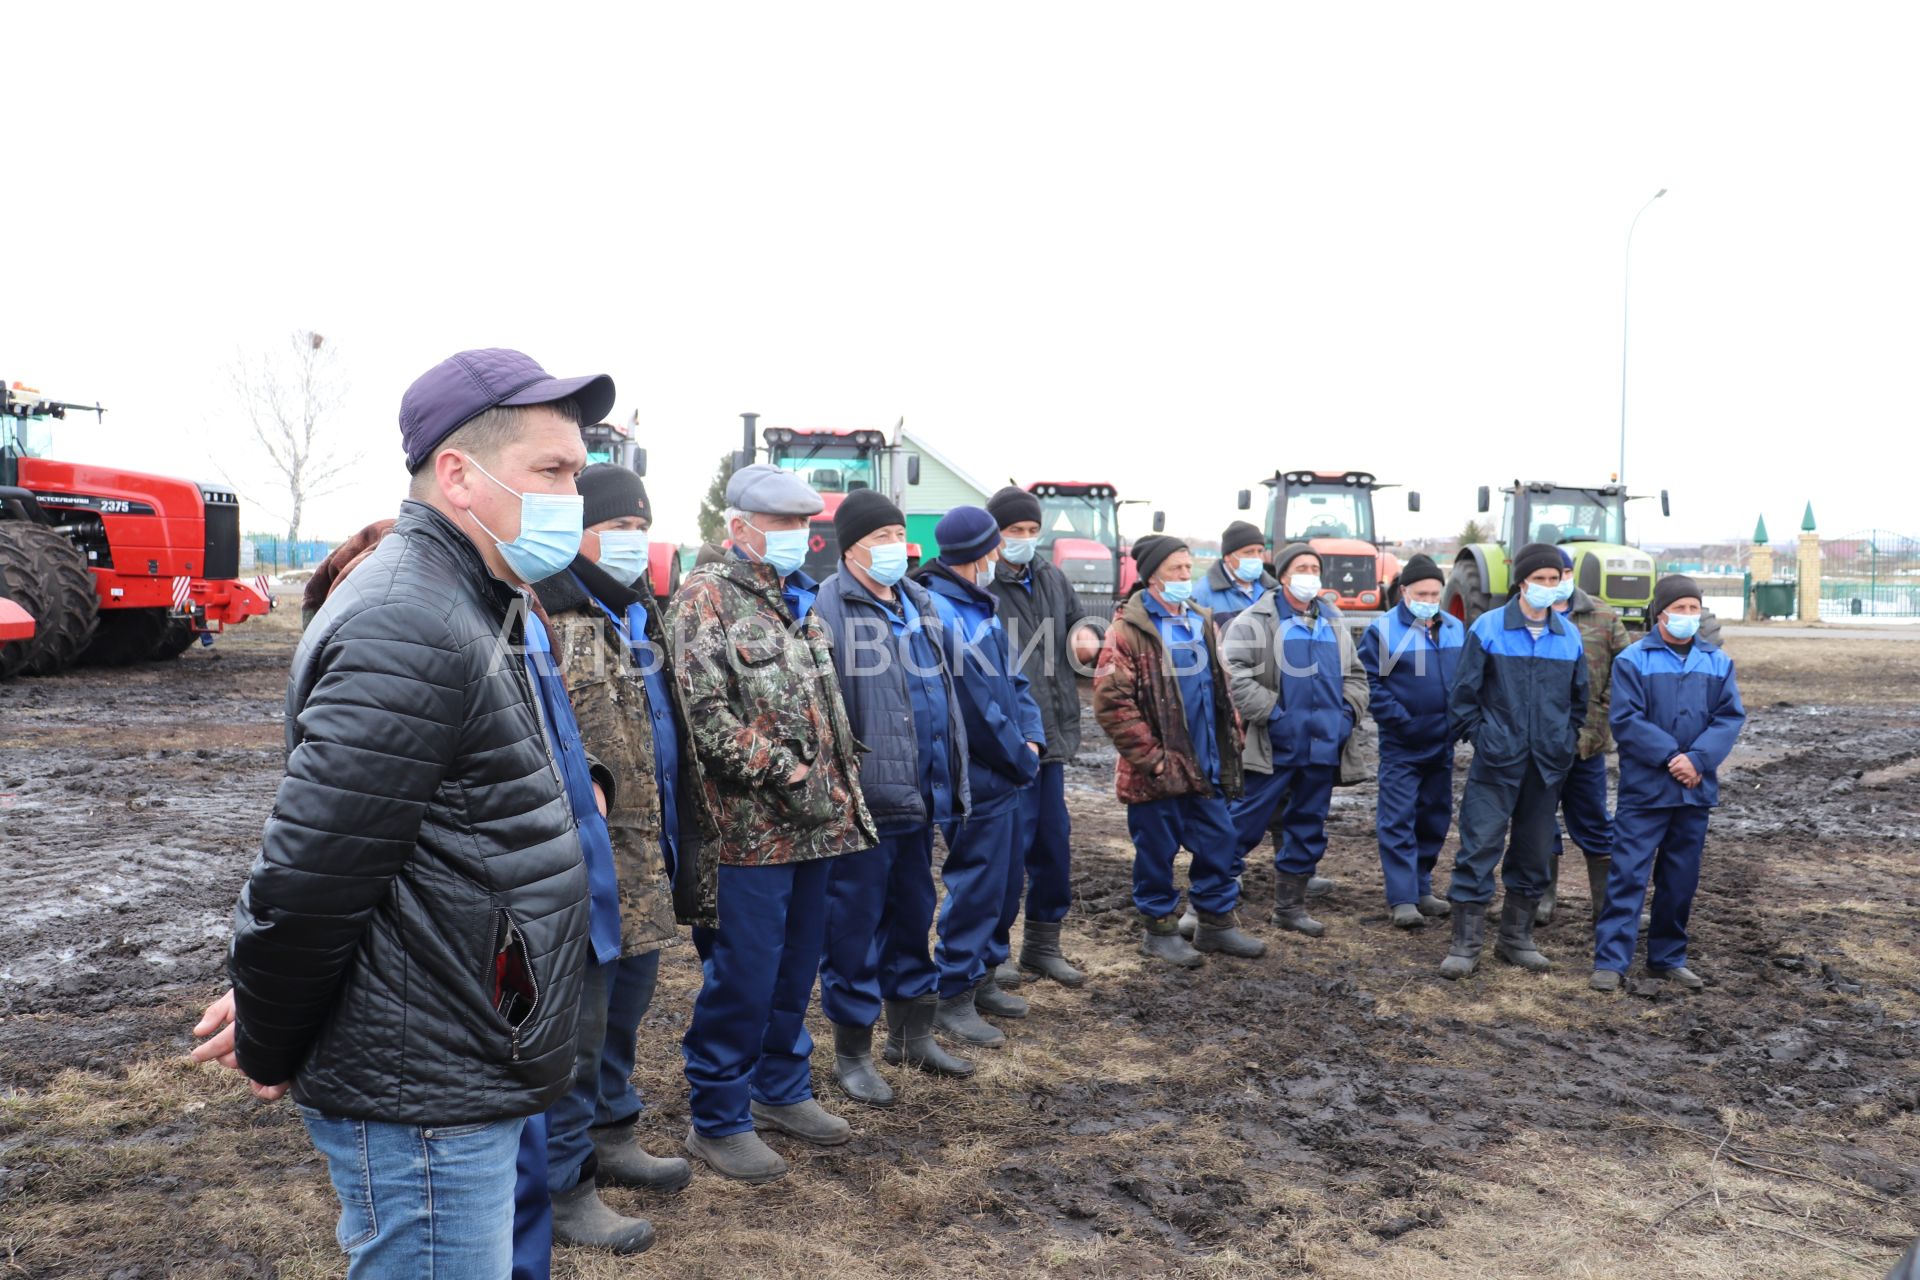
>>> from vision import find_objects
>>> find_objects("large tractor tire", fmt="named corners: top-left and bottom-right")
top-left (0, 522), bottom-right (100, 677)
top-left (1442, 559), bottom-right (1493, 625)
top-left (83, 608), bottom-right (197, 667)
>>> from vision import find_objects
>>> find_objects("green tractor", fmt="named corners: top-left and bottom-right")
top-left (1444, 481), bottom-right (1668, 628)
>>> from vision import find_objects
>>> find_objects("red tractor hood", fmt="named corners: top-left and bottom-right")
top-left (1303, 535), bottom-right (1377, 557)
top-left (1050, 536), bottom-right (1112, 564)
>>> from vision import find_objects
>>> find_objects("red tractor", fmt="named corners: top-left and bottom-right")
top-left (1235, 470), bottom-right (1420, 616)
top-left (1025, 481), bottom-right (1163, 620)
top-left (0, 380), bottom-right (272, 679)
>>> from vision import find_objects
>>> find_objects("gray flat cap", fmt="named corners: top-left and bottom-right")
top-left (725, 462), bottom-right (824, 517)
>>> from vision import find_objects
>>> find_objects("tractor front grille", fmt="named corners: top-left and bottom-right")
top-left (201, 489), bottom-right (241, 579)
top-left (1322, 553), bottom-right (1377, 597)
top-left (1605, 573), bottom-right (1651, 603)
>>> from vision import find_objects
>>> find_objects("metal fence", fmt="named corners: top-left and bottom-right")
top-left (242, 534), bottom-right (339, 575)
top-left (1819, 529), bottom-right (1920, 619)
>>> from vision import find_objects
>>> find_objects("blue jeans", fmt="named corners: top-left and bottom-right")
top-left (818, 829), bottom-right (939, 1027)
top-left (683, 860), bottom-right (829, 1136)
top-left (512, 1112), bottom-right (551, 1280)
top-left (1126, 794), bottom-right (1240, 919)
top-left (595, 949), bottom-right (662, 1129)
top-left (299, 1104), bottom-right (523, 1280)
top-left (935, 807), bottom-right (1017, 997)
top-left (1227, 764), bottom-right (1336, 877)
top-left (993, 763), bottom-right (1073, 963)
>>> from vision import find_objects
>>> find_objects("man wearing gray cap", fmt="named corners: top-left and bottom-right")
top-left (667, 463), bottom-right (876, 1183)
top-left (202, 348), bottom-right (610, 1277)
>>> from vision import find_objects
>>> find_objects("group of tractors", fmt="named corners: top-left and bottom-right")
top-left (0, 380), bottom-right (272, 680)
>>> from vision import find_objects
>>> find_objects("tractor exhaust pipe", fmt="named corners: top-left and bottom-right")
top-left (734, 412), bottom-right (759, 475)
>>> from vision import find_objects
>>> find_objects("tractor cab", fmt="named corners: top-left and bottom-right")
top-left (1237, 470), bottom-right (1419, 615)
top-left (1445, 480), bottom-right (1668, 626)
top-left (763, 426), bottom-right (891, 580)
top-left (1026, 481), bottom-right (1160, 619)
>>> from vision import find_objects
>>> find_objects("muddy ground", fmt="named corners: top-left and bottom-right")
top-left (2, 608), bottom-right (1918, 1278)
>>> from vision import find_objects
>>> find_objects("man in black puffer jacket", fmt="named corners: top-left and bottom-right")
top-left (201, 348), bottom-right (614, 1280)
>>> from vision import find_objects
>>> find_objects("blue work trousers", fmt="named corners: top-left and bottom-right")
top-left (818, 829), bottom-right (939, 1027)
top-left (1227, 764), bottom-right (1336, 877)
top-left (683, 860), bottom-right (830, 1137)
top-left (1594, 804), bottom-right (1711, 974)
top-left (992, 763), bottom-right (1073, 962)
top-left (1127, 794), bottom-right (1240, 919)
top-left (1376, 747), bottom-right (1453, 908)
top-left (936, 808), bottom-right (1018, 997)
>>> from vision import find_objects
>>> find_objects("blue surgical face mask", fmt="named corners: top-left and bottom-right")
top-left (745, 521), bottom-right (809, 577)
top-left (1001, 537), bottom-right (1038, 565)
top-left (594, 529), bottom-right (651, 585)
top-left (463, 455), bottom-right (584, 583)
top-left (863, 541), bottom-right (909, 587)
top-left (1289, 573), bottom-right (1322, 599)
top-left (1522, 581), bottom-right (1559, 610)
top-left (1159, 578), bottom-right (1193, 604)
top-left (1663, 611), bottom-right (1701, 641)
top-left (1233, 555), bottom-right (1264, 583)
top-left (1406, 599), bottom-right (1441, 621)
top-left (976, 558), bottom-right (996, 588)
top-left (1553, 579), bottom-right (1576, 603)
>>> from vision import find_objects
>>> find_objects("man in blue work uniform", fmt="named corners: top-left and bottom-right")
top-left (1356, 554), bottom-right (1462, 929)
top-left (1591, 576), bottom-right (1746, 993)
top-left (1091, 536), bottom-right (1263, 965)
top-left (1191, 520), bottom-right (1276, 630)
top-left (983, 486), bottom-right (1102, 991)
top-left (1440, 542), bottom-right (1589, 979)
top-left (668, 465), bottom-right (874, 1184)
top-left (814, 488), bottom-right (976, 1107)
top-left (913, 507), bottom-right (1047, 1027)
top-left (1219, 542), bottom-right (1367, 939)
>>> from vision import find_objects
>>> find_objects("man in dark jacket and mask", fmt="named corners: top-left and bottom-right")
top-left (1191, 519), bottom-right (1276, 630)
top-left (915, 506), bottom-right (1047, 1030)
top-left (815, 490), bottom-right (978, 1106)
top-left (982, 486), bottom-right (1102, 990)
top-left (206, 349), bottom-right (606, 1278)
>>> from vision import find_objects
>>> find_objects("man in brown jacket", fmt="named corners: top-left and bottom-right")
top-left (1092, 535), bottom-right (1264, 967)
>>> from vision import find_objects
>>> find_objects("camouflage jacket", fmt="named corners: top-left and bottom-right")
top-left (1566, 588), bottom-right (1632, 758)
top-left (667, 549), bottom-right (876, 870)
top-left (535, 557), bottom-right (682, 954)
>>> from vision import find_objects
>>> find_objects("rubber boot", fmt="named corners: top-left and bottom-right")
top-left (994, 961), bottom-right (1023, 989)
top-left (1493, 894), bottom-right (1552, 971)
top-left (1018, 920), bottom-right (1086, 988)
top-left (1307, 875), bottom-right (1336, 899)
top-left (1177, 904), bottom-right (1199, 939)
top-left (750, 1098), bottom-right (851, 1146)
top-left (1390, 902), bottom-right (1426, 929)
top-left (973, 975), bottom-right (1029, 1019)
top-left (1536, 856), bottom-right (1560, 925)
top-left (1139, 914), bottom-right (1204, 968)
top-left (934, 986), bottom-right (1007, 1047)
top-left (1585, 855), bottom-right (1612, 919)
top-left (883, 995), bottom-right (975, 1077)
top-left (1650, 965), bottom-right (1705, 991)
top-left (1417, 894), bottom-right (1451, 918)
top-left (549, 1178), bottom-right (655, 1254)
top-left (685, 1127), bottom-right (787, 1183)
top-left (1193, 909), bottom-right (1267, 958)
top-left (589, 1124), bottom-right (693, 1192)
top-left (1269, 872), bottom-right (1325, 937)
top-left (1438, 902), bottom-right (1486, 980)
top-left (830, 1022), bottom-right (894, 1108)
top-left (1590, 969), bottom-right (1623, 993)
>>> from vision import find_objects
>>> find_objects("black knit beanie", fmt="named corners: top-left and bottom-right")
top-left (1512, 541), bottom-right (1563, 585)
top-left (834, 488), bottom-right (906, 552)
top-left (1130, 534), bottom-right (1187, 584)
top-left (986, 485), bottom-right (1043, 530)
top-left (578, 463), bottom-right (650, 527)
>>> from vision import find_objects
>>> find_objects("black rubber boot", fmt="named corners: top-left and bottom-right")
top-left (1194, 909), bottom-right (1267, 958)
top-left (1590, 969), bottom-right (1623, 993)
top-left (830, 1022), bottom-right (894, 1108)
top-left (1650, 964), bottom-right (1705, 991)
top-left (973, 975), bottom-right (1029, 1019)
top-left (1177, 904), bottom-right (1199, 939)
top-left (685, 1127), bottom-right (787, 1183)
top-left (1390, 902), bottom-right (1426, 929)
top-left (993, 960), bottom-right (1023, 989)
top-left (1417, 893), bottom-right (1451, 918)
top-left (1586, 855), bottom-right (1612, 919)
top-left (589, 1124), bottom-right (693, 1192)
top-left (883, 996), bottom-right (975, 1077)
top-left (1139, 914), bottom-right (1205, 968)
top-left (549, 1178), bottom-right (655, 1254)
top-left (1269, 872), bottom-right (1325, 937)
top-left (934, 987), bottom-right (1007, 1046)
top-left (1438, 901), bottom-right (1487, 980)
top-left (1306, 875), bottom-right (1336, 899)
top-left (750, 1098), bottom-right (850, 1146)
top-left (1494, 894), bottom-right (1552, 971)
top-left (1536, 856), bottom-right (1561, 925)
top-left (1018, 920), bottom-right (1086, 987)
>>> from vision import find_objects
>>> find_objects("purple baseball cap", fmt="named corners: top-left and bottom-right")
top-left (399, 348), bottom-right (616, 472)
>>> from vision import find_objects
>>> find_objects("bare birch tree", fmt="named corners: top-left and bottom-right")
top-left (229, 330), bottom-right (354, 546)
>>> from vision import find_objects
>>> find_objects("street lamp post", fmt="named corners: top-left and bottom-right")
top-left (1618, 187), bottom-right (1667, 487)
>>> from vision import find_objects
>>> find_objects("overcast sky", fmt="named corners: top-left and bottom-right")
top-left (7, 3), bottom-right (1915, 549)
